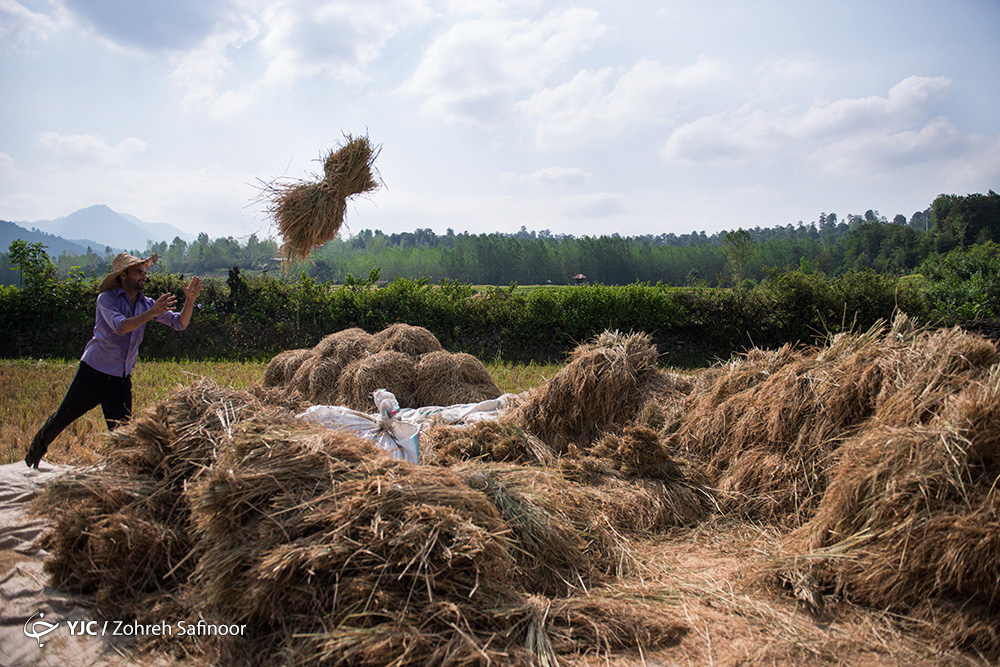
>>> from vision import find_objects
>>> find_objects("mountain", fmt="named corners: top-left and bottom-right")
top-left (0, 220), bottom-right (91, 256)
top-left (118, 213), bottom-right (195, 245)
top-left (32, 205), bottom-right (194, 253)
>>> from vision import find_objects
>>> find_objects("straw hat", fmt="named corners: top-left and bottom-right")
top-left (99, 252), bottom-right (159, 292)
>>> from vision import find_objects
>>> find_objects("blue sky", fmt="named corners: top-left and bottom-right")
top-left (1, 0), bottom-right (998, 241)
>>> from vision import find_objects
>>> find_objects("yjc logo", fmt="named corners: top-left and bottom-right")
top-left (23, 611), bottom-right (60, 647)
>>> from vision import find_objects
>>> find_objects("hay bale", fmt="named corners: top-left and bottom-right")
top-left (262, 348), bottom-right (312, 387)
top-left (265, 135), bottom-right (380, 260)
top-left (511, 331), bottom-right (663, 453)
top-left (336, 351), bottom-right (418, 410)
top-left (371, 323), bottom-right (443, 356)
top-left (287, 353), bottom-right (319, 396)
top-left (413, 350), bottom-right (501, 406)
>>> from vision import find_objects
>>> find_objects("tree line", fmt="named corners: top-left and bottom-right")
top-left (1, 191), bottom-right (997, 288)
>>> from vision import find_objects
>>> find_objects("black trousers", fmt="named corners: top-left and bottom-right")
top-left (25, 361), bottom-right (132, 464)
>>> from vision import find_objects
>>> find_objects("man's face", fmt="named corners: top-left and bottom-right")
top-left (122, 265), bottom-right (147, 291)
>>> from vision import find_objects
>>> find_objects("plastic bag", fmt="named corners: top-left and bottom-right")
top-left (297, 391), bottom-right (419, 464)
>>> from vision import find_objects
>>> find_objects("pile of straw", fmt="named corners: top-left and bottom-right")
top-left (665, 315), bottom-right (999, 524)
top-left (775, 364), bottom-right (1000, 657)
top-left (264, 135), bottom-right (380, 260)
top-left (37, 378), bottom-right (688, 665)
top-left (262, 323), bottom-right (501, 411)
top-left (511, 331), bottom-right (666, 453)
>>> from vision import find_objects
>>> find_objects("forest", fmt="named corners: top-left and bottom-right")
top-left (1, 191), bottom-right (997, 289)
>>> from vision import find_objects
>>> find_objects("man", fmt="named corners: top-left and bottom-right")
top-left (24, 252), bottom-right (202, 468)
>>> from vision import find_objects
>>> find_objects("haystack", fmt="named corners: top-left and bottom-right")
top-left (511, 331), bottom-right (663, 453)
top-left (261, 324), bottom-right (504, 410)
top-left (336, 350), bottom-right (418, 410)
top-left (313, 326), bottom-right (373, 359)
top-left (265, 135), bottom-right (380, 260)
top-left (37, 378), bottom-right (688, 666)
top-left (262, 348), bottom-right (312, 388)
top-left (413, 349), bottom-right (502, 406)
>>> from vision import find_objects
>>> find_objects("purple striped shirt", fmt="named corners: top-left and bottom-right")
top-left (80, 288), bottom-right (185, 377)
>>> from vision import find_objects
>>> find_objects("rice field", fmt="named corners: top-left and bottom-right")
top-left (0, 358), bottom-right (560, 466)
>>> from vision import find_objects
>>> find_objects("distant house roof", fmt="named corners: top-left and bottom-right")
top-left (572, 273), bottom-right (587, 280)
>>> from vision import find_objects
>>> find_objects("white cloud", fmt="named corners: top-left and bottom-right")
top-left (0, 0), bottom-right (65, 51)
top-left (37, 132), bottom-right (148, 167)
top-left (518, 57), bottom-right (729, 146)
top-left (403, 7), bottom-right (605, 127)
top-left (503, 166), bottom-right (593, 186)
top-left (810, 116), bottom-right (964, 176)
top-left (662, 75), bottom-right (960, 174)
top-left (171, 0), bottom-right (431, 118)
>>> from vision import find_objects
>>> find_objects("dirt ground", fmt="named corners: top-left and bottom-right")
top-left (567, 520), bottom-right (986, 666)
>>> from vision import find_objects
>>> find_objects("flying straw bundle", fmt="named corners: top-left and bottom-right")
top-left (265, 134), bottom-right (381, 260)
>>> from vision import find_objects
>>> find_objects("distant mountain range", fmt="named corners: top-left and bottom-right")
top-left (1, 205), bottom-right (195, 256)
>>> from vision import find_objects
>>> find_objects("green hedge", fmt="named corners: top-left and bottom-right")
top-left (0, 269), bottom-right (932, 364)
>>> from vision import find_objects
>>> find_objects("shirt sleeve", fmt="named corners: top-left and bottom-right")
top-left (96, 292), bottom-right (128, 335)
top-left (154, 308), bottom-right (186, 331)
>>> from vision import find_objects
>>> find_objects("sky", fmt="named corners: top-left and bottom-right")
top-left (1, 0), bottom-right (998, 242)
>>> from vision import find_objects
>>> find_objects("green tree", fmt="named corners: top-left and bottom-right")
top-left (722, 229), bottom-right (755, 280)
top-left (8, 240), bottom-right (57, 287)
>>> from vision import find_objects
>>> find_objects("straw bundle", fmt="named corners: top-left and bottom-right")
top-left (260, 325), bottom-right (503, 411)
top-left (36, 374), bottom-right (696, 665)
top-left (265, 135), bottom-right (380, 260)
top-left (372, 322), bottom-right (444, 356)
top-left (413, 350), bottom-right (502, 406)
top-left (511, 331), bottom-right (664, 453)
top-left (262, 348), bottom-right (312, 387)
top-left (313, 326), bottom-right (373, 359)
top-left (502, 594), bottom-right (687, 658)
top-left (336, 350), bottom-right (418, 410)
